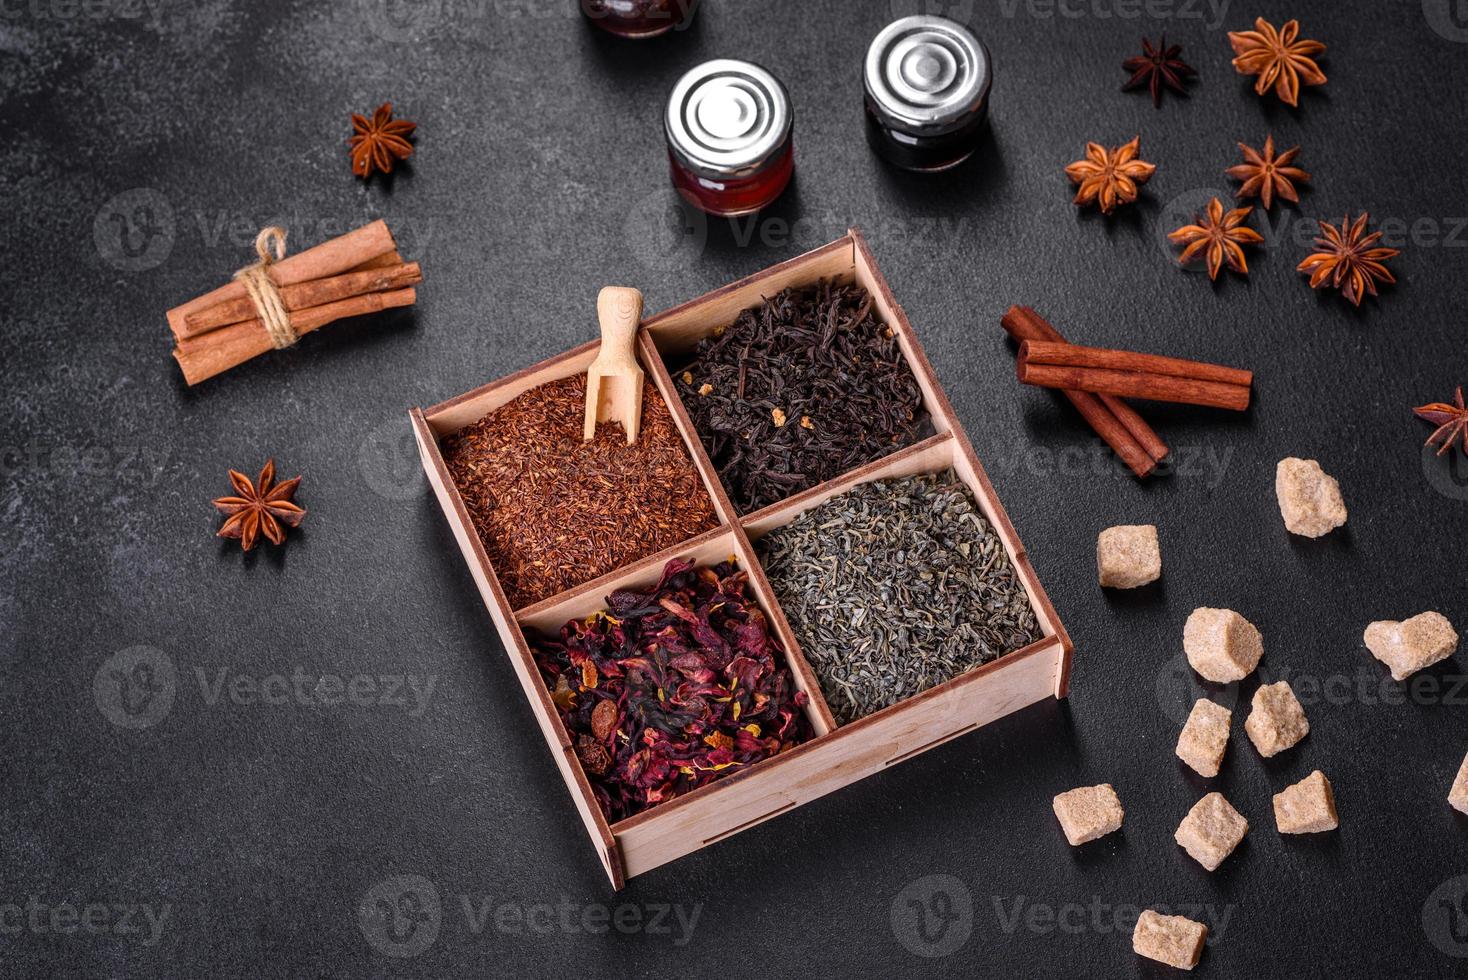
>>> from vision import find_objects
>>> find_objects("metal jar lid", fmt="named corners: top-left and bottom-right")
top-left (865, 15), bottom-right (991, 137)
top-left (666, 59), bottom-right (793, 180)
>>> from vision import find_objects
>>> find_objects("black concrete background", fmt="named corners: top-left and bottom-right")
top-left (3, 1), bottom-right (1467, 977)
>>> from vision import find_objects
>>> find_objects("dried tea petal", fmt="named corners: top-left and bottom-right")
top-left (551, 674), bottom-right (576, 713)
top-left (531, 558), bottom-right (812, 821)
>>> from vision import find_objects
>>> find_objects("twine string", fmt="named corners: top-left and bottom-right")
top-left (233, 227), bottom-right (296, 349)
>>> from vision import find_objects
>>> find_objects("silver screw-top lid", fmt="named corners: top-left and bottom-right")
top-left (865, 15), bottom-right (991, 136)
top-left (666, 59), bottom-right (793, 180)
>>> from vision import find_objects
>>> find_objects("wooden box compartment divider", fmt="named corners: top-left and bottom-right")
top-left (410, 230), bottom-right (1072, 888)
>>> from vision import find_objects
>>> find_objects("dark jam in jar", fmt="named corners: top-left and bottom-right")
top-left (665, 59), bottom-right (794, 217)
top-left (581, 0), bottom-right (698, 39)
top-left (864, 15), bottom-right (992, 173)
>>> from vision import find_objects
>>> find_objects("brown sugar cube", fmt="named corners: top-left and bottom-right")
top-left (1273, 770), bottom-right (1338, 833)
top-left (1450, 751), bottom-right (1468, 816)
top-left (1174, 792), bottom-right (1249, 871)
top-left (1184, 608), bottom-right (1263, 683)
top-left (1132, 909), bottom-right (1208, 971)
top-left (1275, 457), bottom-right (1348, 537)
top-left (1364, 611), bottom-right (1459, 681)
top-left (1097, 524), bottom-right (1161, 589)
top-left (1052, 784), bottom-right (1124, 845)
top-left (1175, 699), bottom-right (1231, 777)
top-left (1244, 681), bottom-right (1310, 757)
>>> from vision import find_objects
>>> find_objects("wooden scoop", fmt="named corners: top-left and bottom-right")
top-left (583, 286), bottom-right (645, 445)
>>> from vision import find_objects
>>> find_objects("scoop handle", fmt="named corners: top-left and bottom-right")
top-left (596, 287), bottom-right (644, 369)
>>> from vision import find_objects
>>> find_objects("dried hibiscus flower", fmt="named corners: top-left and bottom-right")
top-left (531, 558), bottom-right (812, 822)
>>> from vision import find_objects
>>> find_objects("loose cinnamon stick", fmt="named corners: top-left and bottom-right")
top-left (1000, 306), bottom-right (1166, 477)
top-left (164, 220), bottom-right (397, 343)
top-left (1001, 307), bottom-right (1169, 462)
top-left (1022, 340), bottom-right (1254, 390)
top-left (172, 288), bottom-right (417, 386)
top-left (1018, 346), bottom-right (1252, 412)
top-left (182, 261), bottom-right (422, 335)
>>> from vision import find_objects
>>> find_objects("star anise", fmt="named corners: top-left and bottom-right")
top-left (1122, 36), bottom-right (1197, 107)
top-left (1064, 136), bottom-right (1157, 215)
top-left (349, 102), bottom-right (416, 179)
top-left (1226, 135), bottom-right (1311, 210)
top-left (1296, 213), bottom-right (1400, 306)
top-left (212, 459), bottom-right (306, 551)
top-left (1415, 387), bottom-right (1468, 458)
top-left (1168, 197), bottom-right (1264, 280)
top-left (1228, 18), bottom-right (1327, 107)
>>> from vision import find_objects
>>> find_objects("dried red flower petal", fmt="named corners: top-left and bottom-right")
top-left (532, 558), bottom-right (812, 821)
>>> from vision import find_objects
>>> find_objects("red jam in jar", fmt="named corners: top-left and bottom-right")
top-left (581, 0), bottom-right (699, 40)
top-left (864, 15), bottom-right (992, 173)
top-left (665, 59), bottom-right (795, 217)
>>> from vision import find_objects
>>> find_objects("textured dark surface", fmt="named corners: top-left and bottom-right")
top-left (3, 1), bottom-right (1467, 977)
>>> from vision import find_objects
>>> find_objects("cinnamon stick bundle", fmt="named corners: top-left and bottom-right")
top-left (166, 220), bottom-right (421, 385)
top-left (1001, 306), bottom-right (1168, 478)
top-left (181, 261), bottom-right (421, 336)
top-left (1019, 341), bottom-right (1253, 411)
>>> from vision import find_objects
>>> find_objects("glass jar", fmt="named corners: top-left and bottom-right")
top-left (581, 0), bottom-right (699, 40)
top-left (665, 59), bottom-right (794, 217)
top-left (864, 15), bottom-right (992, 173)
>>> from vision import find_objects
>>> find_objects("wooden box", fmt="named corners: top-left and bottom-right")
top-left (410, 230), bottom-right (1072, 888)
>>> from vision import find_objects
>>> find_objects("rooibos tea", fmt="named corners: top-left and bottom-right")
top-left (441, 375), bottom-right (718, 609)
top-left (530, 558), bottom-right (812, 821)
top-left (757, 472), bottom-right (1041, 724)
top-left (678, 282), bottom-right (932, 513)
